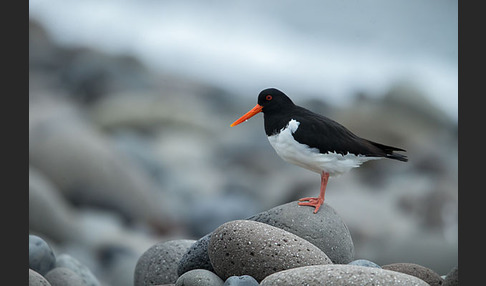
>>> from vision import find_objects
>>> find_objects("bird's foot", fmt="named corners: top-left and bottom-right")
top-left (298, 197), bottom-right (324, 214)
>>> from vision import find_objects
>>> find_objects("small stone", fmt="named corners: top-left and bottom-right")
top-left (29, 269), bottom-right (52, 286)
top-left (29, 235), bottom-right (56, 276)
top-left (178, 234), bottom-right (214, 276)
top-left (134, 239), bottom-right (196, 286)
top-left (44, 267), bottom-right (86, 286)
top-left (175, 269), bottom-right (224, 286)
top-left (55, 254), bottom-right (100, 286)
top-left (443, 265), bottom-right (458, 286)
top-left (348, 259), bottom-right (381, 268)
top-left (208, 220), bottom-right (332, 281)
top-left (382, 262), bottom-right (444, 286)
top-left (260, 264), bottom-right (429, 285)
top-left (223, 275), bottom-right (259, 286)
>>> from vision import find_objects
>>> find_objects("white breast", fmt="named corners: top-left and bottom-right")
top-left (267, 119), bottom-right (381, 176)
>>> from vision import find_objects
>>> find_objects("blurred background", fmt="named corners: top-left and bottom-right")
top-left (29, 0), bottom-right (458, 285)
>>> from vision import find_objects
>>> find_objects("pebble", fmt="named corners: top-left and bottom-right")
top-left (29, 235), bottom-right (56, 276)
top-left (44, 267), bottom-right (86, 286)
top-left (247, 201), bottom-right (354, 264)
top-left (443, 265), bottom-right (458, 286)
top-left (348, 259), bottom-right (381, 268)
top-left (29, 269), bottom-right (52, 286)
top-left (223, 275), bottom-right (259, 286)
top-left (55, 254), bottom-right (100, 286)
top-left (175, 269), bottom-right (224, 286)
top-left (260, 264), bottom-right (430, 285)
top-left (177, 234), bottom-right (214, 276)
top-left (382, 262), bottom-right (444, 286)
top-left (208, 220), bottom-right (332, 281)
top-left (134, 239), bottom-right (196, 286)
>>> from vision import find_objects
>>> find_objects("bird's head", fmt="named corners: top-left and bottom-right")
top-left (230, 88), bottom-right (294, 127)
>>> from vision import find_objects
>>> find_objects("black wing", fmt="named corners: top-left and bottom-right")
top-left (291, 107), bottom-right (408, 161)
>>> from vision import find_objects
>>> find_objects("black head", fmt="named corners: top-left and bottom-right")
top-left (257, 88), bottom-right (295, 113)
top-left (230, 88), bottom-right (295, 128)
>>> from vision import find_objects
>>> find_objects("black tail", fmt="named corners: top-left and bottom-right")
top-left (369, 141), bottom-right (408, 162)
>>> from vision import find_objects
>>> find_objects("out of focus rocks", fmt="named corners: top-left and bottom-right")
top-left (348, 258), bottom-right (381, 268)
top-left (29, 92), bottom-right (173, 231)
top-left (208, 220), bottom-right (331, 281)
top-left (382, 262), bottom-right (444, 286)
top-left (29, 235), bottom-right (56, 276)
top-left (29, 167), bottom-right (84, 242)
top-left (44, 267), bottom-right (86, 286)
top-left (174, 269), bottom-right (224, 286)
top-left (134, 239), bottom-right (196, 286)
top-left (188, 193), bottom-right (260, 238)
top-left (55, 254), bottom-right (100, 286)
top-left (247, 201), bottom-right (354, 264)
top-left (260, 264), bottom-right (429, 286)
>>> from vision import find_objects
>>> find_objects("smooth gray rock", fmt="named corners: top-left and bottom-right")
top-left (134, 239), bottom-right (196, 286)
top-left (382, 262), bottom-right (444, 286)
top-left (348, 259), bottom-right (381, 268)
top-left (55, 254), bottom-right (100, 286)
top-left (44, 267), bottom-right (86, 286)
top-left (260, 264), bottom-right (430, 285)
top-left (175, 269), bottom-right (224, 286)
top-left (177, 234), bottom-right (214, 276)
top-left (223, 275), bottom-right (259, 286)
top-left (247, 201), bottom-right (354, 264)
top-left (208, 220), bottom-right (332, 281)
top-left (29, 235), bottom-right (56, 276)
top-left (29, 269), bottom-right (52, 286)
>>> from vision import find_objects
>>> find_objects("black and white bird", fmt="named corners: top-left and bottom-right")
top-left (230, 88), bottom-right (407, 213)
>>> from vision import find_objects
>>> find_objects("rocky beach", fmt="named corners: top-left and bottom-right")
top-left (29, 8), bottom-right (457, 285)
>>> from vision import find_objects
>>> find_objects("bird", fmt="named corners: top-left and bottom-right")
top-left (230, 88), bottom-right (407, 213)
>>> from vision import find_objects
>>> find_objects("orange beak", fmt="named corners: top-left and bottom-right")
top-left (230, 104), bottom-right (263, 127)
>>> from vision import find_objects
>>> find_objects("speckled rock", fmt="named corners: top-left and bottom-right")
top-left (29, 269), bottom-right (52, 286)
top-left (55, 254), bottom-right (100, 286)
top-left (247, 201), bottom-right (354, 264)
top-left (348, 259), bottom-right (382, 268)
top-left (208, 220), bottom-right (332, 281)
top-left (134, 239), bottom-right (196, 286)
top-left (178, 202), bottom-right (353, 277)
top-left (177, 234), bottom-right (214, 276)
top-left (260, 264), bottom-right (430, 285)
top-left (443, 265), bottom-right (458, 286)
top-left (382, 262), bottom-right (444, 286)
top-left (174, 269), bottom-right (224, 286)
top-left (44, 267), bottom-right (86, 286)
top-left (223, 275), bottom-right (259, 286)
top-left (29, 235), bottom-right (56, 276)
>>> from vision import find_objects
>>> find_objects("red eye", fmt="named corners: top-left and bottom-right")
top-left (266, 95), bottom-right (273, 101)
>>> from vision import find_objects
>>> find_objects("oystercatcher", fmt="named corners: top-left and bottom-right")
top-left (230, 88), bottom-right (407, 213)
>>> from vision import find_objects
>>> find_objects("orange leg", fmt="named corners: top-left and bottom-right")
top-left (298, 171), bottom-right (330, 213)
